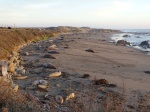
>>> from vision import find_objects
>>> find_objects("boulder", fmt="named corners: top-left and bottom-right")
top-left (122, 35), bottom-right (130, 37)
top-left (0, 60), bottom-right (8, 76)
top-left (139, 40), bottom-right (150, 49)
top-left (116, 40), bottom-right (130, 46)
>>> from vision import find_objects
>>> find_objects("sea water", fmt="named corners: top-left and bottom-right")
top-left (111, 29), bottom-right (150, 55)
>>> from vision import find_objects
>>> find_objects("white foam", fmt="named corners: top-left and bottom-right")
top-left (111, 33), bottom-right (150, 55)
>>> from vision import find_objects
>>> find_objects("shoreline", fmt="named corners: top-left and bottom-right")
top-left (111, 32), bottom-right (150, 55)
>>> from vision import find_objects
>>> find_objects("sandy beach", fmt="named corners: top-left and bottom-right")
top-left (12, 30), bottom-right (150, 111)
top-left (52, 32), bottom-right (150, 93)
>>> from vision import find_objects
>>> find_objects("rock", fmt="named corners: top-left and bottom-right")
top-left (24, 52), bottom-right (29, 56)
top-left (116, 40), bottom-right (130, 46)
top-left (39, 80), bottom-right (49, 85)
top-left (139, 40), bottom-right (150, 49)
top-left (81, 74), bottom-right (90, 78)
top-left (42, 63), bottom-right (57, 69)
top-left (48, 50), bottom-right (60, 54)
top-left (32, 80), bottom-right (40, 86)
top-left (15, 68), bottom-right (26, 75)
top-left (56, 95), bottom-right (64, 104)
top-left (8, 63), bottom-right (16, 73)
top-left (0, 60), bottom-right (8, 76)
top-left (38, 85), bottom-right (48, 90)
top-left (66, 93), bottom-right (75, 101)
top-left (85, 49), bottom-right (95, 53)
top-left (32, 80), bottom-right (48, 86)
top-left (13, 76), bottom-right (27, 80)
top-left (122, 35), bottom-right (130, 37)
top-left (47, 71), bottom-right (61, 78)
top-left (47, 45), bottom-right (57, 50)
top-left (94, 79), bottom-right (109, 85)
top-left (43, 54), bottom-right (56, 59)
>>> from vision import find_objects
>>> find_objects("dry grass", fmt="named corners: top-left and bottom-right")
top-left (0, 79), bottom-right (43, 112)
top-left (0, 28), bottom-right (57, 60)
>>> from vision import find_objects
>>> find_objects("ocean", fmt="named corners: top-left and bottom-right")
top-left (111, 29), bottom-right (150, 55)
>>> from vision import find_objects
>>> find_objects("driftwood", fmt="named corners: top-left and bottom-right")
top-left (0, 60), bottom-right (8, 76)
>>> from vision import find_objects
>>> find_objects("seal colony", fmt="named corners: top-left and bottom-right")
top-left (0, 27), bottom-right (150, 111)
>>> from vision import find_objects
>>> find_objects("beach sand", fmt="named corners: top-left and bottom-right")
top-left (14, 30), bottom-right (150, 111)
top-left (54, 32), bottom-right (150, 93)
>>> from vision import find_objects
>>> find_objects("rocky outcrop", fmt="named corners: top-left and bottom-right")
top-left (123, 35), bottom-right (130, 37)
top-left (116, 40), bottom-right (130, 46)
top-left (139, 40), bottom-right (150, 49)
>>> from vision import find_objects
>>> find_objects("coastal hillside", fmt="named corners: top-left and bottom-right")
top-left (0, 28), bottom-right (55, 59)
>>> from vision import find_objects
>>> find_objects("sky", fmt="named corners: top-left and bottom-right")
top-left (0, 0), bottom-right (150, 29)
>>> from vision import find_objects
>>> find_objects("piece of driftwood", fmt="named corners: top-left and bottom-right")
top-left (0, 60), bottom-right (8, 76)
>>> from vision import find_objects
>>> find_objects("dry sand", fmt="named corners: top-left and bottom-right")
top-left (54, 32), bottom-right (150, 94)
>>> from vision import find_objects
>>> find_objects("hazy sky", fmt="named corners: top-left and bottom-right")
top-left (0, 0), bottom-right (150, 29)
